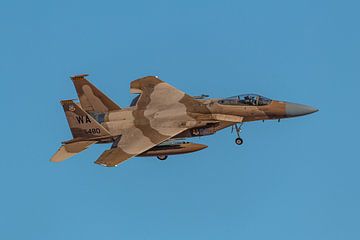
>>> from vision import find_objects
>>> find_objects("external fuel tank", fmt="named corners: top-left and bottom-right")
top-left (139, 141), bottom-right (207, 157)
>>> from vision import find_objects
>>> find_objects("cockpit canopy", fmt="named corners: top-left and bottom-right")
top-left (218, 94), bottom-right (272, 106)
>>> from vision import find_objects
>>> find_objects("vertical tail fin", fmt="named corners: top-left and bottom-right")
top-left (61, 100), bottom-right (111, 139)
top-left (71, 74), bottom-right (121, 113)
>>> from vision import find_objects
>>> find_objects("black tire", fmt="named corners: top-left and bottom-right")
top-left (157, 155), bottom-right (168, 160)
top-left (235, 138), bottom-right (243, 145)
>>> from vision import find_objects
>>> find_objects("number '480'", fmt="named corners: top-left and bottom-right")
top-left (86, 128), bottom-right (100, 134)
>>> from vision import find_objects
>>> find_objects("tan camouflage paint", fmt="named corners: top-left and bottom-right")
top-left (60, 100), bottom-right (111, 139)
top-left (52, 75), bottom-right (303, 167)
top-left (96, 77), bottom-right (203, 167)
top-left (71, 74), bottom-right (121, 113)
top-left (50, 140), bottom-right (96, 162)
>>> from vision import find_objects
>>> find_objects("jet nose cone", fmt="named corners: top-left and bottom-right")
top-left (285, 102), bottom-right (318, 117)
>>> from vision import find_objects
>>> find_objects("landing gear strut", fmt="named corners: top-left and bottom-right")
top-left (233, 123), bottom-right (244, 145)
top-left (157, 155), bottom-right (168, 160)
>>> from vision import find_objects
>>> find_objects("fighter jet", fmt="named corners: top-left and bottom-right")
top-left (50, 75), bottom-right (318, 167)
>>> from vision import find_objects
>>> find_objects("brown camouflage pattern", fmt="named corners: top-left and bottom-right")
top-left (71, 74), bottom-right (121, 113)
top-left (60, 100), bottom-right (111, 139)
top-left (51, 75), bottom-right (317, 167)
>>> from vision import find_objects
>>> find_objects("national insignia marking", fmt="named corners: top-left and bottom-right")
top-left (69, 105), bottom-right (76, 112)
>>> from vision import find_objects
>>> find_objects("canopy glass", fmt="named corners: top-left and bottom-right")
top-left (218, 94), bottom-right (272, 106)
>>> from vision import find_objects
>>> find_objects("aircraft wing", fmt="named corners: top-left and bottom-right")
top-left (95, 126), bottom-right (187, 167)
top-left (95, 76), bottom-right (201, 167)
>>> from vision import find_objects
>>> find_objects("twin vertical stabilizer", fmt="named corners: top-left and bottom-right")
top-left (60, 99), bottom-right (111, 139)
top-left (50, 99), bottom-right (112, 163)
top-left (71, 74), bottom-right (121, 114)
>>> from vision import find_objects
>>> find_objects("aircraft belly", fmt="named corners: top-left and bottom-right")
top-left (174, 121), bottom-right (231, 138)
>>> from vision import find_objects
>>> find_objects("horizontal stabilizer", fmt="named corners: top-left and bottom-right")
top-left (50, 140), bottom-right (97, 162)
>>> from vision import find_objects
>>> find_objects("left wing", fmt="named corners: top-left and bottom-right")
top-left (95, 126), bottom-right (187, 167)
top-left (95, 76), bottom-right (201, 167)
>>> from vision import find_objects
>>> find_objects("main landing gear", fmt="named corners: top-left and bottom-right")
top-left (157, 155), bottom-right (168, 160)
top-left (232, 123), bottom-right (244, 145)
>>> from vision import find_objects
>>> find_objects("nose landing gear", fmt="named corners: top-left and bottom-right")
top-left (232, 123), bottom-right (244, 145)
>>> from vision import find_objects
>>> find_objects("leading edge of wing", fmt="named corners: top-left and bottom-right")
top-left (95, 147), bottom-right (132, 167)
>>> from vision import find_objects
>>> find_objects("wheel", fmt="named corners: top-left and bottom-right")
top-left (157, 155), bottom-right (168, 160)
top-left (192, 129), bottom-right (200, 136)
top-left (235, 138), bottom-right (243, 145)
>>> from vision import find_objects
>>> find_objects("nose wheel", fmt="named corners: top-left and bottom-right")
top-left (157, 155), bottom-right (168, 160)
top-left (232, 123), bottom-right (244, 145)
top-left (235, 137), bottom-right (243, 145)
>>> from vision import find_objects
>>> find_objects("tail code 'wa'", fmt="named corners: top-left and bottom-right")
top-left (60, 100), bottom-right (111, 139)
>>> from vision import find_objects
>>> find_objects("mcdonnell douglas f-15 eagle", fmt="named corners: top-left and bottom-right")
top-left (50, 75), bottom-right (318, 167)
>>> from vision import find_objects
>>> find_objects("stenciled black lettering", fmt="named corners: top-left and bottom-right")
top-left (86, 128), bottom-right (100, 134)
top-left (85, 115), bottom-right (91, 123)
top-left (76, 116), bottom-right (84, 124)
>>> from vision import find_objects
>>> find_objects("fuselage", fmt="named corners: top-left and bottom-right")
top-left (54, 75), bottom-right (318, 166)
top-left (100, 95), bottom-right (317, 140)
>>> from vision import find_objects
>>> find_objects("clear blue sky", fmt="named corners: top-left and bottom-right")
top-left (1, 0), bottom-right (359, 239)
